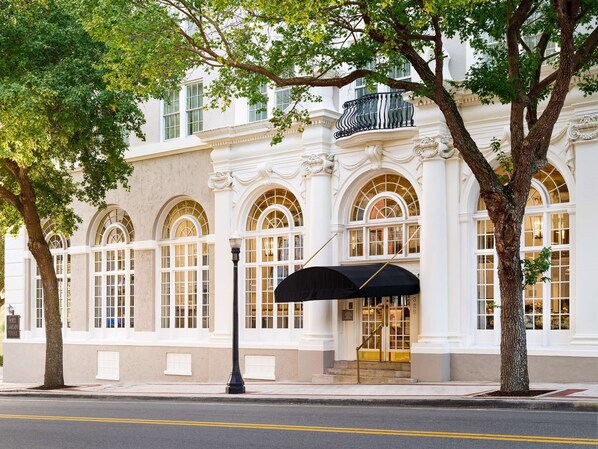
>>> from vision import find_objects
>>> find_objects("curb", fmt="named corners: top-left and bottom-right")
top-left (1, 391), bottom-right (597, 412)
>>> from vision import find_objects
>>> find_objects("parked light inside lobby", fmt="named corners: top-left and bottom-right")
top-left (226, 234), bottom-right (245, 394)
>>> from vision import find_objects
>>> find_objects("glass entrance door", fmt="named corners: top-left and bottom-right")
top-left (360, 296), bottom-right (410, 362)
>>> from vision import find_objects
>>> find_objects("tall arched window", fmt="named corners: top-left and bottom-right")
top-left (347, 173), bottom-right (420, 259)
top-left (159, 200), bottom-right (210, 329)
top-left (93, 208), bottom-right (135, 329)
top-left (245, 189), bottom-right (304, 330)
top-left (33, 222), bottom-right (71, 329)
top-left (475, 163), bottom-right (570, 331)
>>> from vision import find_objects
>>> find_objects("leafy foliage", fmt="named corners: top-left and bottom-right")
top-left (521, 247), bottom-right (552, 288)
top-left (0, 1), bottom-right (145, 237)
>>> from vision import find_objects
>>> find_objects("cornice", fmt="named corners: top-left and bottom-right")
top-left (197, 110), bottom-right (339, 148)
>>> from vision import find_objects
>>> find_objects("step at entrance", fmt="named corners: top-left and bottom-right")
top-left (312, 360), bottom-right (415, 384)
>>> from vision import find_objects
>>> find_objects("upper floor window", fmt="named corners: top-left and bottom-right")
top-left (355, 60), bottom-right (411, 99)
top-left (163, 90), bottom-right (180, 140)
top-left (186, 83), bottom-right (203, 135)
top-left (248, 83), bottom-right (268, 122)
top-left (475, 163), bottom-right (570, 331)
top-left (348, 173), bottom-right (420, 259)
top-left (33, 222), bottom-right (71, 329)
top-left (245, 189), bottom-right (304, 330)
top-left (355, 61), bottom-right (377, 99)
top-left (163, 83), bottom-right (204, 140)
top-left (159, 200), bottom-right (210, 330)
top-left (93, 208), bottom-right (135, 329)
top-left (275, 85), bottom-right (292, 112)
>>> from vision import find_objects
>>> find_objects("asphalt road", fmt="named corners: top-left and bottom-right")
top-left (0, 397), bottom-right (596, 449)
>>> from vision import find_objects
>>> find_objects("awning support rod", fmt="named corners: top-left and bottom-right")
top-left (302, 233), bottom-right (337, 268)
top-left (358, 225), bottom-right (420, 290)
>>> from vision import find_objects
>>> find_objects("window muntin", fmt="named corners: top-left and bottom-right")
top-left (348, 174), bottom-right (420, 259)
top-left (163, 90), bottom-right (180, 140)
top-left (248, 83), bottom-right (268, 122)
top-left (475, 163), bottom-right (570, 331)
top-left (186, 83), bottom-right (203, 135)
top-left (34, 222), bottom-right (71, 329)
top-left (93, 209), bottom-right (135, 329)
top-left (245, 189), bottom-right (303, 330)
top-left (159, 200), bottom-right (210, 330)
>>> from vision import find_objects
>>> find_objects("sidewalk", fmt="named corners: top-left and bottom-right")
top-left (1, 373), bottom-right (597, 411)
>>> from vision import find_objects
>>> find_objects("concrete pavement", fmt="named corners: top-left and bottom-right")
top-left (0, 369), bottom-right (597, 411)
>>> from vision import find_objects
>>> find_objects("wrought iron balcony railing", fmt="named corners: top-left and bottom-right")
top-left (334, 91), bottom-right (414, 139)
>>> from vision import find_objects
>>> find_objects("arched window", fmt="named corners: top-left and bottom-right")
top-left (159, 200), bottom-right (210, 329)
top-left (245, 189), bottom-right (304, 330)
top-left (475, 163), bottom-right (570, 331)
top-left (348, 173), bottom-right (420, 259)
top-left (33, 222), bottom-right (71, 329)
top-left (93, 208), bottom-right (135, 329)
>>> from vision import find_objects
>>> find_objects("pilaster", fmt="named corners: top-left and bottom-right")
top-left (208, 171), bottom-right (235, 344)
top-left (410, 135), bottom-right (456, 381)
top-left (568, 114), bottom-right (598, 346)
top-left (299, 153), bottom-right (335, 352)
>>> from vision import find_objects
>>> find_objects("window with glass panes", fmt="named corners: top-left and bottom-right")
top-left (93, 209), bottom-right (135, 329)
top-left (186, 83), bottom-right (203, 135)
top-left (347, 174), bottom-right (420, 259)
top-left (475, 163), bottom-right (570, 331)
top-left (245, 189), bottom-right (304, 330)
top-left (248, 83), bottom-right (268, 122)
top-left (355, 61), bottom-right (377, 99)
top-left (33, 222), bottom-right (71, 329)
top-left (159, 200), bottom-right (210, 329)
top-left (163, 90), bottom-right (180, 140)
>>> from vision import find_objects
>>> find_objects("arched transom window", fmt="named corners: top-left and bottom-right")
top-left (245, 189), bottom-right (304, 330)
top-left (475, 163), bottom-right (570, 331)
top-left (93, 208), bottom-right (135, 329)
top-left (159, 200), bottom-right (210, 330)
top-left (34, 221), bottom-right (71, 329)
top-left (348, 173), bottom-right (421, 259)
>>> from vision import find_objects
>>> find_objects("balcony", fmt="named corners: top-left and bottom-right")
top-left (334, 91), bottom-right (414, 139)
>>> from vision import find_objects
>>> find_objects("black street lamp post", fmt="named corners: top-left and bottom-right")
top-left (226, 235), bottom-right (245, 394)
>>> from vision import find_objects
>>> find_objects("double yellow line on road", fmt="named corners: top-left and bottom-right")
top-left (0, 413), bottom-right (596, 446)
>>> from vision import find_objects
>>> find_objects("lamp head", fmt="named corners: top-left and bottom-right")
top-left (229, 234), bottom-right (242, 250)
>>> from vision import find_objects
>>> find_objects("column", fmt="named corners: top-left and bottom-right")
top-left (411, 135), bottom-right (454, 381)
top-left (297, 142), bottom-right (336, 380)
top-left (568, 115), bottom-right (598, 346)
top-left (208, 171), bottom-right (235, 343)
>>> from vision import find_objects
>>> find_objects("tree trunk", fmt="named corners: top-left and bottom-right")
top-left (19, 183), bottom-right (64, 389)
top-left (492, 201), bottom-right (529, 393)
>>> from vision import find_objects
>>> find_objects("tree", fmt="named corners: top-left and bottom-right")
top-left (79, 0), bottom-right (598, 393)
top-left (0, 1), bottom-right (144, 388)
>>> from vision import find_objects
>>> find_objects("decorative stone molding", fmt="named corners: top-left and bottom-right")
top-left (568, 114), bottom-right (598, 141)
top-left (301, 153), bottom-right (335, 176)
top-left (413, 135), bottom-right (456, 160)
top-left (208, 171), bottom-right (234, 191)
top-left (365, 144), bottom-right (383, 169)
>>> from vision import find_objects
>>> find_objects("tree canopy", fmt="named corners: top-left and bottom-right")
top-left (78, 0), bottom-right (597, 393)
top-left (0, 0), bottom-right (145, 387)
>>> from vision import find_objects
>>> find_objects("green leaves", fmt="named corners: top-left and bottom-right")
top-left (0, 1), bottom-right (144, 236)
top-left (521, 247), bottom-right (552, 289)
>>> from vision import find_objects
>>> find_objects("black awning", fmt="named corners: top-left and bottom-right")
top-left (274, 263), bottom-right (419, 303)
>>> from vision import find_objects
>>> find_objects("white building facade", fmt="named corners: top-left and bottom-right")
top-left (4, 50), bottom-right (598, 384)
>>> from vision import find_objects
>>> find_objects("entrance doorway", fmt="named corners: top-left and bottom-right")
top-left (360, 296), bottom-right (410, 362)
